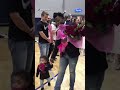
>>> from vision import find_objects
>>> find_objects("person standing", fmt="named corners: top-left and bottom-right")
top-left (54, 13), bottom-right (81, 90)
top-left (85, 40), bottom-right (108, 90)
top-left (50, 12), bottom-right (65, 63)
top-left (37, 11), bottom-right (51, 57)
top-left (8, 0), bottom-right (34, 73)
top-left (48, 21), bottom-right (57, 58)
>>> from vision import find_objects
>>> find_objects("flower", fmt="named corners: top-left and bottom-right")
top-left (86, 0), bottom-right (114, 32)
top-left (64, 24), bottom-right (83, 40)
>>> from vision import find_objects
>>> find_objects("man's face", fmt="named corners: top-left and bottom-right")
top-left (47, 16), bottom-right (51, 23)
top-left (41, 14), bottom-right (48, 22)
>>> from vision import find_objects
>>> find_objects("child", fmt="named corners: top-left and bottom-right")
top-left (11, 71), bottom-right (33, 90)
top-left (36, 56), bottom-right (53, 90)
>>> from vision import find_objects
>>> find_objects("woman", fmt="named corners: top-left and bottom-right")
top-left (54, 16), bottom-right (82, 90)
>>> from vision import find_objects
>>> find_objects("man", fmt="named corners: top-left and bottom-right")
top-left (50, 12), bottom-right (64, 63)
top-left (85, 40), bottom-right (108, 90)
top-left (37, 11), bottom-right (51, 57)
top-left (9, 0), bottom-right (34, 73)
top-left (48, 21), bottom-right (57, 58)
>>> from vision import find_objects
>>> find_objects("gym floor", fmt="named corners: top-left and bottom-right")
top-left (35, 41), bottom-right (85, 90)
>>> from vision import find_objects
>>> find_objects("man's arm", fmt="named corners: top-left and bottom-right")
top-left (9, 12), bottom-right (33, 34)
top-left (39, 31), bottom-right (50, 42)
top-left (31, 9), bottom-right (35, 26)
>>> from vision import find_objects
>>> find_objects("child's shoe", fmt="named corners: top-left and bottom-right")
top-left (48, 82), bottom-right (51, 86)
top-left (41, 88), bottom-right (44, 90)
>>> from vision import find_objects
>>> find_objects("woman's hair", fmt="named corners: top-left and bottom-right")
top-left (53, 12), bottom-right (64, 19)
top-left (40, 56), bottom-right (49, 62)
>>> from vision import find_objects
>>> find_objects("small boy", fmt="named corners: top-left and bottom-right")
top-left (36, 56), bottom-right (53, 90)
top-left (11, 70), bottom-right (34, 90)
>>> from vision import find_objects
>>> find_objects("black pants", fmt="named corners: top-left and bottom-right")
top-left (51, 40), bottom-right (61, 59)
top-left (48, 43), bottom-right (54, 58)
top-left (86, 72), bottom-right (105, 90)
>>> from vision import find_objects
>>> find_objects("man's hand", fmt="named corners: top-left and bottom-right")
top-left (47, 38), bottom-right (51, 43)
top-left (49, 61), bottom-right (53, 65)
top-left (28, 27), bottom-right (35, 39)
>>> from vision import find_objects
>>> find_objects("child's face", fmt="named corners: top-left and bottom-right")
top-left (40, 58), bottom-right (47, 64)
top-left (11, 76), bottom-right (27, 88)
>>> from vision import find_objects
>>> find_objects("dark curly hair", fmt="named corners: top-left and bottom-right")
top-left (53, 12), bottom-right (64, 19)
top-left (40, 56), bottom-right (49, 62)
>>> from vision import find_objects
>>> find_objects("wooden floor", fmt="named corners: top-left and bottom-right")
top-left (0, 39), bottom-right (12, 90)
top-left (35, 42), bottom-right (85, 90)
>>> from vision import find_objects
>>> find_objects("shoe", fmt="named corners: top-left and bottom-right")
top-left (48, 82), bottom-right (51, 86)
top-left (69, 87), bottom-right (74, 90)
top-left (50, 59), bottom-right (54, 63)
top-left (41, 88), bottom-right (44, 90)
top-left (69, 89), bottom-right (74, 90)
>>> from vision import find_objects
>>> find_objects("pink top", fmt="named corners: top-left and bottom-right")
top-left (68, 37), bottom-right (83, 48)
top-left (48, 24), bottom-right (53, 43)
top-left (56, 24), bottom-right (66, 40)
top-left (82, 27), bottom-right (114, 52)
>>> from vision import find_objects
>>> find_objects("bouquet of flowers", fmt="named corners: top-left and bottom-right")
top-left (38, 63), bottom-right (46, 73)
top-left (86, 0), bottom-right (115, 33)
top-left (64, 24), bottom-right (83, 40)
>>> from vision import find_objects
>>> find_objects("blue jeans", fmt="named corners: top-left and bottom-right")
top-left (39, 42), bottom-right (50, 57)
top-left (54, 54), bottom-right (78, 90)
top-left (8, 39), bottom-right (34, 72)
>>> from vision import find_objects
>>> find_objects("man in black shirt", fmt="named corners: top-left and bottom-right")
top-left (37, 11), bottom-right (51, 57)
top-left (8, 0), bottom-right (34, 73)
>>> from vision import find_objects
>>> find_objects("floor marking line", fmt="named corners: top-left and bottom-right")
top-left (35, 73), bottom-right (58, 90)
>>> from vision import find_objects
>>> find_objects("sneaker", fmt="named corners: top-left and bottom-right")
top-left (41, 88), bottom-right (44, 90)
top-left (69, 87), bottom-right (74, 90)
top-left (48, 82), bottom-right (51, 86)
top-left (50, 58), bottom-right (54, 63)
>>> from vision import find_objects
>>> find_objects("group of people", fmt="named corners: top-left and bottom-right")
top-left (36, 11), bottom-right (85, 90)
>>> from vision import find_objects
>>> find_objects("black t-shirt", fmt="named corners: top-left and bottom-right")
top-left (9, 0), bottom-right (33, 41)
top-left (65, 42), bottom-right (80, 58)
top-left (37, 21), bottom-right (49, 43)
top-left (85, 40), bottom-right (108, 75)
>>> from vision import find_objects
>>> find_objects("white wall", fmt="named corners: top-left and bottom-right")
top-left (64, 0), bottom-right (85, 15)
top-left (35, 0), bottom-right (85, 18)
